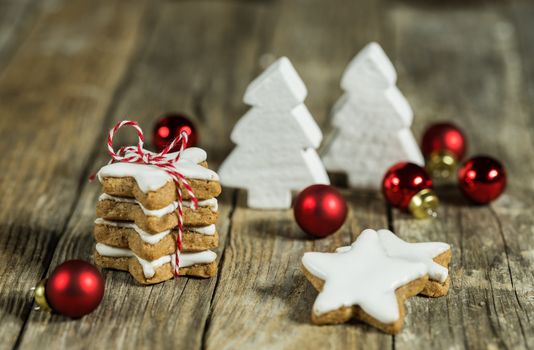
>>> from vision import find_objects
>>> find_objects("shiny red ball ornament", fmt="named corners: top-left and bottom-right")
top-left (294, 184), bottom-right (347, 238)
top-left (422, 122), bottom-right (467, 179)
top-left (152, 113), bottom-right (197, 152)
top-left (382, 162), bottom-right (439, 219)
top-left (34, 260), bottom-right (105, 318)
top-left (458, 156), bottom-right (506, 204)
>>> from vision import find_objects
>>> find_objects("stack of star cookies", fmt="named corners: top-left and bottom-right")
top-left (93, 147), bottom-right (222, 285)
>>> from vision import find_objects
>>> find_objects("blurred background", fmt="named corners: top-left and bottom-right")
top-left (1, 0), bottom-right (532, 173)
top-left (0, 0), bottom-right (533, 348)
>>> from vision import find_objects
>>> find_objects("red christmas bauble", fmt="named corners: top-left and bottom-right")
top-left (45, 260), bottom-right (105, 318)
top-left (152, 113), bottom-right (197, 152)
top-left (294, 184), bottom-right (347, 238)
top-left (458, 156), bottom-right (506, 204)
top-left (422, 122), bottom-right (467, 179)
top-left (422, 122), bottom-right (467, 160)
top-left (382, 162), bottom-right (439, 219)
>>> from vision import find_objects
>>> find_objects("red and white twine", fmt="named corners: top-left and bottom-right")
top-left (96, 120), bottom-right (198, 276)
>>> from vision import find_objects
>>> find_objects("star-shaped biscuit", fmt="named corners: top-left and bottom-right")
top-left (301, 229), bottom-right (429, 334)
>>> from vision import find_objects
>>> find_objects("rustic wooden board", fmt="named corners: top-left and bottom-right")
top-left (16, 1), bottom-right (264, 349)
top-left (204, 0), bottom-right (395, 348)
top-left (0, 0), bottom-right (532, 348)
top-left (90, 0), bottom-right (267, 164)
top-left (205, 191), bottom-right (392, 350)
top-left (509, 1), bottom-right (534, 158)
top-left (0, 0), bottom-right (148, 348)
top-left (261, 0), bottom-right (386, 131)
top-left (499, 4), bottom-right (534, 350)
top-left (18, 165), bottom-right (234, 349)
top-left (0, 0), bottom-right (38, 68)
top-left (389, 2), bottom-right (534, 349)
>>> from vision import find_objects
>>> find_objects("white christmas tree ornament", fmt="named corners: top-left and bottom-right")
top-left (322, 42), bottom-right (424, 190)
top-left (218, 57), bottom-right (330, 209)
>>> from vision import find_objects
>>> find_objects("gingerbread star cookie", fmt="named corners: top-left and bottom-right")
top-left (93, 145), bottom-right (221, 285)
top-left (301, 229), bottom-right (429, 334)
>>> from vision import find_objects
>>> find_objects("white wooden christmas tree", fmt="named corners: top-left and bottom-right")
top-left (218, 57), bottom-right (330, 209)
top-left (322, 42), bottom-right (423, 189)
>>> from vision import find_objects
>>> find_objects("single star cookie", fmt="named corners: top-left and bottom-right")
top-left (377, 229), bottom-right (452, 297)
top-left (301, 229), bottom-right (429, 334)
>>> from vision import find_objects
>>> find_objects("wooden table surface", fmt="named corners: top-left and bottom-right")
top-left (1, 0), bottom-right (533, 349)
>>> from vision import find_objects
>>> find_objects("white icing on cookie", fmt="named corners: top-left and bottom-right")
top-left (169, 147), bottom-right (207, 164)
top-left (98, 193), bottom-right (136, 203)
top-left (99, 192), bottom-right (177, 217)
top-left (132, 226), bottom-right (172, 245)
top-left (97, 147), bottom-right (219, 193)
top-left (131, 147), bottom-right (208, 165)
top-left (97, 163), bottom-right (172, 193)
top-left (95, 243), bottom-right (217, 278)
top-left (136, 255), bottom-right (173, 279)
top-left (377, 229), bottom-right (450, 283)
top-left (95, 218), bottom-right (171, 244)
top-left (95, 242), bottom-right (134, 257)
top-left (94, 217), bottom-right (134, 228)
top-left (139, 202), bottom-right (178, 217)
top-left (334, 246), bottom-right (351, 254)
top-left (183, 198), bottom-right (218, 212)
top-left (189, 224), bottom-right (216, 236)
top-left (95, 218), bottom-right (215, 246)
top-left (99, 193), bottom-right (219, 215)
top-left (301, 229), bottom-right (427, 323)
top-left (178, 250), bottom-right (217, 269)
top-left (176, 161), bottom-right (218, 182)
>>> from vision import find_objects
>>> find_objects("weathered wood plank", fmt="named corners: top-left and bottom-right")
top-left (205, 191), bottom-right (391, 350)
top-left (203, 0), bottom-right (394, 348)
top-left (0, 0), bottom-right (531, 348)
top-left (17, 1), bottom-right (264, 348)
top-left (19, 170), bottom-right (234, 349)
top-left (490, 193), bottom-right (534, 350)
top-left (0, 0), bottom-right (148, 348)
top-left (0, 0), bottom-right (39, 68)
top-left (508, 1), bottom-right (534, 185)
top-left (93, 1), bottom-right (267, 164)
top-left (494, 3), bottom-right (534, 349)
top-left (388, 3), bottom-right (534, 349)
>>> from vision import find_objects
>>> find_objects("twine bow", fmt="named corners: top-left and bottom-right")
top-left (95, 120), bottom-right (198, 276)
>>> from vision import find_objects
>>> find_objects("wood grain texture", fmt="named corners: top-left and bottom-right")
top-left (0, 0), bottom-right (38, 69)
top-left (509, 1), bottom-right (534, 175)
top-left (204, 191), bottom-right (392, 350)
top-left (204, 0), bottom-right (394, 348)
top-left (389, 2), bottom-right (534, 349)
top-left (18, 173), bottom-right (234, 349)
top-left (256, 0), bottom-right (386, 132)
top-left (0, 0), bottom-right (147, 348)
top-left (16, 1), bottom-right (264, 349)
top-left (96, 1), bottom-right (267, 165)
top-left (0, 0), bottom-right (532, 348)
